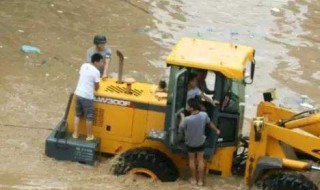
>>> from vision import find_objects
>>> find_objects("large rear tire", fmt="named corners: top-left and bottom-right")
top-left (257, 173), bottom-right (318, 190)
top-left (113, 148), bottom-right (179, 182)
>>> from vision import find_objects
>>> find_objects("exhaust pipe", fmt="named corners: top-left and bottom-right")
top-left (116, 50), bottom-right (124, 84)
top-left (311, 165), bottom-right (320, 171)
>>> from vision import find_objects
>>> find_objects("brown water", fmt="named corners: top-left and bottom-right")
top-left (0, 0), bottom-right (319, 189)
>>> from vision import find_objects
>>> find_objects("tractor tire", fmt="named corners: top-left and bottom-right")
top-left (113, 148), bottom-right (179, 182)
top-left (257, 173), bottom-right (318, 190)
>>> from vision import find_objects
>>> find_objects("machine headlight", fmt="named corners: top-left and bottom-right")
top-left (148, 129), bottom-right (167, 140)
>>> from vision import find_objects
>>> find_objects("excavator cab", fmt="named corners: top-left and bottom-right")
top-left (148, 38), bottom-right (256, 159)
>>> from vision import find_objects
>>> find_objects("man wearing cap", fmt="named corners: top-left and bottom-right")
top-left (86, 35), bottom-right (112, 78)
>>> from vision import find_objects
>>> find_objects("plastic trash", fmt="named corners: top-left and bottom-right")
top-left (21, 45), bottom-right (41, 54)
top-left (271, 8), bottom-right (280, 13)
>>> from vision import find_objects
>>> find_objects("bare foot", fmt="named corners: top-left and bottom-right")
top-left (189, 178), bottom-right (197, 185)
top-left (197, 180), bottom-right (204, 187)
top-left (86, 135), bottom-right (95, 141)
top-left (72, 133), bottom-right (79, 139)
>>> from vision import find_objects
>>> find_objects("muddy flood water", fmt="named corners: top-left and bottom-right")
top-left (0, 0), bottom-right (319, 189)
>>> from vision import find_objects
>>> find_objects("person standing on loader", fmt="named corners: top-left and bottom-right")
top-left (179, 98), bottom-right (220, 186)
top-left (73, 53), bottom-right (104, 141)
top-left (86, 34), bottom-right (112, 79)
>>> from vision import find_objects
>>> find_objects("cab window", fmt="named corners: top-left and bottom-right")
top-left (221, 79), bottom-right (244, 114)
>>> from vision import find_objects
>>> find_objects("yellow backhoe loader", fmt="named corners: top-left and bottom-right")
top-left (45, 38), bottom-right (320, 189)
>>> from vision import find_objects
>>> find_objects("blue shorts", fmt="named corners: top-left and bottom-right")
top-left (75, 96), bottom-right (94, 121)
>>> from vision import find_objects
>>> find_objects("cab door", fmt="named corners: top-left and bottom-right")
top-left (211, 73), bottom-right (244, 147)
top-left (167, 67), bottom-right (188, 147)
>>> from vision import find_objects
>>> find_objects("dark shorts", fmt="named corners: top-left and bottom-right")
top-left (186, 144), bottom-right (205, 153)
top-left (75, 96), bottom-right (94, 121)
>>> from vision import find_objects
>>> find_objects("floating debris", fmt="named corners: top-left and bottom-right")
top-left (230, 31), bottom-right (239, 37)
top-left (21, 45), bottom-right (41, 54)
top-left (271, 8), bottom-right (280, 13)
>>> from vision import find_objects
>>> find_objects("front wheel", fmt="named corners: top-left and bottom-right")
top-left (256, 173), bottom-right (318, 190)
top-left (113, 148), bottom-right (179, 182)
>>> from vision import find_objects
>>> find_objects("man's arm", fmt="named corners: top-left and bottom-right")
top-left (200, 82), bottom-right (214, 95)
top-left (204, 85), bottom-right (215, 95)
top-left (201, 93), bottom-right (219, 106)
top-left (94, 70), bottom-right (101, 91)
top-left (205, 113), bottom-right (220, 135)
top-left (94, 82), bottom-right (100, 91)
top-left (102, 48), bottom-right (112, 79)
top-left (209, 122), bottom-right (220, 135)
top-left (179, 113), bottom-right (185, 128)
top-left (102, 58), bottom-right (111, 78)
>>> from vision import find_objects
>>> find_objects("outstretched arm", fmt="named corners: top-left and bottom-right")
top-left (179, 113), bottom-right (185, 128)
top-left (102, 58), bottom-right (111, 79)
top-left (209, 122), bottom-right (220, 135)
top-left (94, 83), bottom-right (100, 91)
top-left (102, 48), bottom-right (112, 79)
top-left (203, 84), bottom-right (215, 95)
top-left (201, 93), bottom-right (219, 106)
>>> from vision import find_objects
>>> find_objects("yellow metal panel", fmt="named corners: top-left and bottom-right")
top-left (268, 124), bottom-right (320, 159)
top-left (257, 102), bottom-right (294, 123)
top-left (244, 122), bottom-right (269, 184)
top-left (285, 114), bottom-right (320, 129)
top-left (99, 139), bottom-right (141, 154)
top-left (282, 158), bottom-right (309, 170)
top-left (257, 102), bottom-right (320, 136)
top-left (131, 109), bottom-right (148, 143)
top-left (266, 137), bottom-right (286, 158)
top-left (67, 96), bottom-right (76, 133)
top-left (95, 79), bottom-right (167, 106)
top-left (301, 125), bottom-right (320, 136)
top-left (104, 104), bottom-right (134, 138)
top-left (207, 147), bottom-right (236, 177)
top-left (146, 111), bottom-right (166, 132)
top-left (166, 38), bottom-right (255, 80)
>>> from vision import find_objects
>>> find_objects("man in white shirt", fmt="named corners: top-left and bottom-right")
top-left (73, 53), bottom-right (104, 141)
